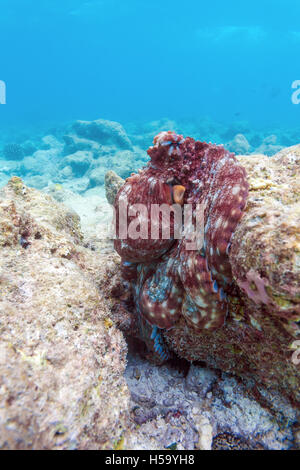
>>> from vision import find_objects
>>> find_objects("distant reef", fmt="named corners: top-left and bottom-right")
top-left (109, 138), bottom-right (300, 409)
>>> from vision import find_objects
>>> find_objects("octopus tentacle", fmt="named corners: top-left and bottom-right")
top-left (178, 250), bottom-right (228, 330)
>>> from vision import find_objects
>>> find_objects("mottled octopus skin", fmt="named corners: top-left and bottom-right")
top-left (114, 131), bottom-right (249, 350)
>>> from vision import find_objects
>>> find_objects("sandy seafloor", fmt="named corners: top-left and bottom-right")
top-left (1, 116), bottom-right (299, 450)
top-left (1, 116), bottom-right (298, 248)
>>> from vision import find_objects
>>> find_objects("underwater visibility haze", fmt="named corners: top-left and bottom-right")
top-left (1, 0), bottom-right (300, 130)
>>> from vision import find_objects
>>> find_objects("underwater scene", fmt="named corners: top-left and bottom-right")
top-left (0, 0), bottom-right (299, 451)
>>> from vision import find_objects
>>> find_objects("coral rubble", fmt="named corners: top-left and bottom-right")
top-left (110, 137), bottom-right (300, 406)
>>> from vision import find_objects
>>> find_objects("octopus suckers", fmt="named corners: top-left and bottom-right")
top-left (232, 185), bottom-right (241, 195)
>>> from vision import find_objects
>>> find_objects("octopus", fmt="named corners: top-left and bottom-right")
top-left (114, 131), bottom-right (249, 361)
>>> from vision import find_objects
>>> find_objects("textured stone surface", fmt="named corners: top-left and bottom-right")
top-left (233, 147), bottom-right (300, 316)
top-left (72, 119), bottom-right (133, 150)
top-left (0, 177), bottom-right (130, 449)
top-left (105, 170), bottom-right (125, 206)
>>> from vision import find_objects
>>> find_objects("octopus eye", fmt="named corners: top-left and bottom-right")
top-left (172, 185), bottom-right (186, 206)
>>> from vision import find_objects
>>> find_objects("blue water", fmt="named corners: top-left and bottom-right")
top-left (0, 0), bottom-right (300, 130)
top-left (0, 0), bottom-right (300, 192)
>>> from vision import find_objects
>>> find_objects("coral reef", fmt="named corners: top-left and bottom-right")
top-left (111, 136), bottom-right (300, 405)
top-left (3, 143), bottom-right (24, 161)
top-left (0, 119), bottom-right (148, 194)
top-left (255, 134), bottom-right (284, 156)
top-left (58, 121), bottom-right (147, 191)
top-left (0, 178), bottom-right (130, 449)
top-left (227, 133), bottom-right (251, 155)
top-left (72, 119), bottom-right (133, 150)
top-left (59, 150), bottom-right (93, 176)
top-left (1, 120), bottom-right (300, 450)
top-left (123, 354), bottom-right (298, 450)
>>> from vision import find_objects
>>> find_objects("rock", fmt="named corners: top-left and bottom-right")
top-left (73, 119), bottom-right (133, 150)
top-left (22, 142), bottom-right (37, 157)
top-left (21, 152), bottom-right (59, 179)
top-left (220, 122), bottom-right (250, 141)
top-left (195, 416), bottom-right (213, 450)
top-left (105, 170), bottom-right (125, 205)
top-left (57, 165), bottom-right (73, 181)
top-left (109, 144), bottom-right (300, 407)
top-left (227, 133), bottom-right (251, 154)
top-left (0, 120), bottom-right (146, 195)
top-left (25, 174), bottom-right (52, 190)
top-left (0, 177), bottom-right (130, 449)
